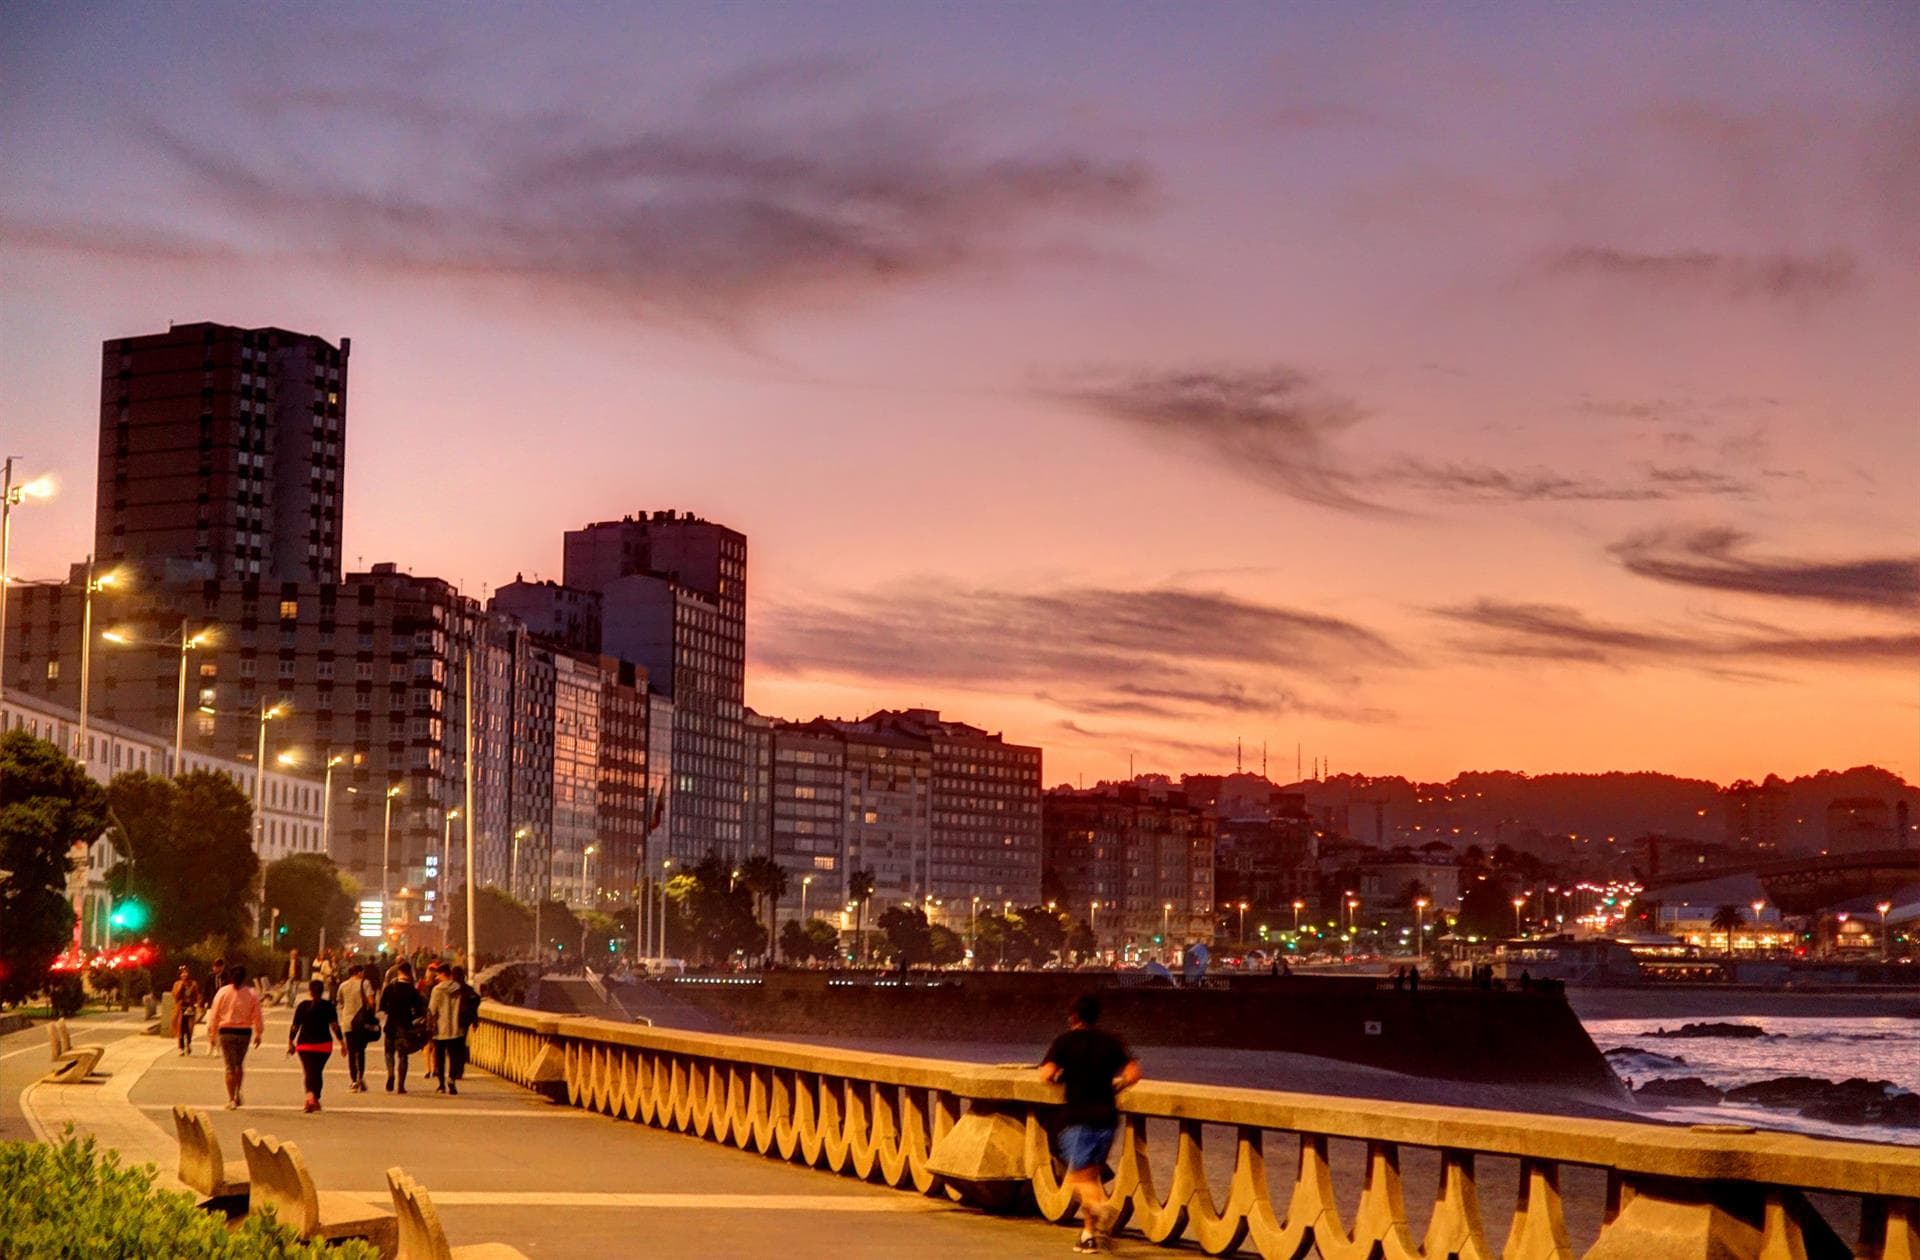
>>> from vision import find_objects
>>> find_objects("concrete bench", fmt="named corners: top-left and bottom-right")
top-left (42, 1018), bottom-right (107, 1083)
top-left (172, 1105), bottom-right (248, 1203)
top-left (242, 1129), bottom-right (397, 1257)
top-left (386, 1168), bottom-right (528, 1260)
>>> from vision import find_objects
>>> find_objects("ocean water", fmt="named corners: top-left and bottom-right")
top-left (1583, 1015), bottom-right (1920, 1147)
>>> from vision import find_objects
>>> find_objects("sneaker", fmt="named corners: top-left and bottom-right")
top-left (303, 1097), bottom-right (317, 1114)
top-left (1073, 1239), bottom-right (1100, 1254)
top-left (234, 1091), bottom-right (243, 1108)
top-left (396, 1085), bottom-right (407, 1095)
top-left (447, 1083), bottom-right (457, 1096)
top-left (224, 1099), bottom-right (237, 1111)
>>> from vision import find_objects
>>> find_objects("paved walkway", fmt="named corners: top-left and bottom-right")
top-left (15, 1010), bottom-right (1094, 1259)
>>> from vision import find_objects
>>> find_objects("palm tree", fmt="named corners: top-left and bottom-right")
top-left (848, 867), bottom-right (877, 966)
top-left (738, 856), bottom-right (790, 960)
top-left (1709, 904), bottom-right (1746, 955)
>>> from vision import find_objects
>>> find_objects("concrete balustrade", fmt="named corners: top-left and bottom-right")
top-left (468, 1001), bottom-right (1920, 1259)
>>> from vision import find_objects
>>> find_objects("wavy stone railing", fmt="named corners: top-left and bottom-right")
top-left (469, 1002), bottom-right (1920, 1258)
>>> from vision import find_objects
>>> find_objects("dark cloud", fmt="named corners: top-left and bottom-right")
top-left (3, 72), bottom-right (1150, 324)
top-left (1539, 246), bottom-right (1859, 301)
top-left (1386, 459), bottom-right (1749, 503)
top-left (1433, 598), bottom-right (1920, 671)
top-left (1050, 367), bottom-right (1384, 513)
top-left (1056, 366), bottom-right (1761, 510)
top-left (1054, 719), bottom-right (1237, 763)
top-left (1612, 526), bottom-right (1920, 612)
top-left (758, 580), bottom-right (1401, 726)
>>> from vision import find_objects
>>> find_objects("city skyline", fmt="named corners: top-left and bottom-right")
top-left (4, 4), bottom-right (1917, 788)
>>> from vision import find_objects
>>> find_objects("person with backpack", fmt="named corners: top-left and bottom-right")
top-left (427, 964), bottom-right (477, 1095)
top-left (336, 962), bottom-right (379, 1093)
top-left (378, 959), bottom-right (428, 1093)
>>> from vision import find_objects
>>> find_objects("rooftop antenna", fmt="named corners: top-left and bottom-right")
top-left (1297, 742), bottom-right (1303, 782)
top-left (1262, 741), bottom-right (1268, 779)
top-left (1128, 751), bottom-right (1135, 780)
top-left (1236, 737), bottom-right (1243, 773)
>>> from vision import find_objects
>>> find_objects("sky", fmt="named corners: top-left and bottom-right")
top-left (3, 3), bottom-right (1916, 788)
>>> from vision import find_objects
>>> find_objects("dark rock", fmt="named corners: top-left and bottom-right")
top-left (1724, 1076), bottom-right (1836, 1107)
top-left (1640, 1022), bottom-right (1772, 1039)
top-left (1605, 1046), bottom-right (1687, 1066)
top-left (1634, 1077), bottom-right (1725, 1105)
top-left (1797, 1081), bottom-right (1917, 1127)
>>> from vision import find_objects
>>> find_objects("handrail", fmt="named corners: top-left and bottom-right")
top-left (467, 1001), bottom-right (1920, 1257)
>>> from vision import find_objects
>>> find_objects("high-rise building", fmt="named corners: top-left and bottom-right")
top-left (1043, 781), bottom-right (1214, 959)
top-left (563, 511), bottom-right (746, 865)
top-left (1724, 777), bottom-right (1789, 852)
top-left (766, 719), bottom-right (847, 902)
top-left (96, 322), bottom-right (347, 583)
top-left (828, 709), bottom-right (1041, 905)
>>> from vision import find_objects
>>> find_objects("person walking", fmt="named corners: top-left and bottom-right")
top-left (205, 966), bottom-right (264, 1110)
top-left (336, 963), bottom-right (379, 1093)
top-left (1039, 994), bottom-right (1142, 1253)
top-left (428, 965), bottom-right (475, 1095)
top-left (168, 967), bottom-right (203, 1056)
top-left (378, 959), bottom-right (427, 1094)
top-left (284, 948), bottom-right (302, 1007)
top-left (286, 979), bottom-right (343, 1113)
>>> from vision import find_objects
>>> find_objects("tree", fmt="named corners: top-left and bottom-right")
top-left (1065, 919), bottom-right (1097, 961)
top-left (0, 731), bottom-right (107, 1005)
top-left (876, 906), bottom-right (933, 967)
top-left (262, 854), bottom-right (355, 956)
top-left (1396, 880), bottom-right (1432, 909)
top-left (444, 886), bottom-right (534, 959)
top-left (679, 851), bottom-right (762, 963)
top-left (738, 856), bottom-right (789, 959)
top-left (1710, 904), bottom-right (1746, 955)
top-left (106, 770), bottom-right (258, 948)
top-left (779, 917), bottom-right (840, 964)
top-left (847, 867), bottom-right (876, 965)
top-left (1455, 875), bottom-right (1515, 939)
top-left (928, 924), bottom-right (964, 967)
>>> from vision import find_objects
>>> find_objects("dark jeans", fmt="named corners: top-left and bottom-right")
top-left (383, 1031), bottom-right (412, 1087)
top-left (344, 1031), bottom-right (369, 1084)
top-left (297, 1048), bottom-right (331, 1100)
top-left (434, 1037), bottom-right (467, 1087)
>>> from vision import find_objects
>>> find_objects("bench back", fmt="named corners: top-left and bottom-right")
top-left (385, 1167), bottom-right (451, 1260)
top-left (242, 1129), bottom-right (319, 1234)
top-left (171, 1106), bottom-right (227, 1196)
top-left (49, 1019), bottom-right (72, 1056)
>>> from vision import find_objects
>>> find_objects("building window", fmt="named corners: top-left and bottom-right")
top-left (45, 660), bottom-right (59, 680)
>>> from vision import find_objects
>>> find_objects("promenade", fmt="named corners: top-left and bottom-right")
top-left (9, 1010), bottom-right (1077, 1259)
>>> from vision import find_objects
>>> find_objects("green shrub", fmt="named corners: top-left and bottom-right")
top-left (46, 976), bottom-right (85, 1019)
top-left (0, 1132), bottom-right (376, 1259)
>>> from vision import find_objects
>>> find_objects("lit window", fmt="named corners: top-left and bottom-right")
top-left (280, 600), bottom-right (298, 619)
top-left (45, 660), bottom-right (59, 680)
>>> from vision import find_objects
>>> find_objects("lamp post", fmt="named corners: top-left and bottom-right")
top-left (102, 622), bottom-right (211, 774)
top-left (1751, 899), bottom-right (1766, 954)
top-left (1089, 899), bottom-right (1099, 955)
top-left (800, 874), bottom-right (812, 924)
top-left (970, 896), bottom-right (981, 965)
top-left (380, 785), bottom-right (400, 944)
top-left (583, 845), bottom-right (598, 906)
top-left (657, 858), bottom-right (673, 960)
top-left (1237, 900), bottom-right (1249, 946)
top-left (1161, 902), bottom-right (1172, 961)
top-left (75, 558), bottom-right (120, 769)
top-left (250, 701), bottom-right (287, 859)
top-left (439, 808), bottom-right (460, 945)
top-left (1512, 895), bottom-right (1527, 938)
top-left (1414, 897), bottom-right (1429, 961)
top-left (0, 460), bottom-right (54, 705)
top-left (1879, 901), bottom-right (1894, 962)
top-left (1292, 899), bottom-right (1304, 933)
top-left (321, 755), bottom-right (343, 856)
top-left (1346, 897), bottom-right (1359, 945)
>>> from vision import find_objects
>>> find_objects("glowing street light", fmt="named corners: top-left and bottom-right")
top-left (1414, 897), bottom-right (1429, 961)
top-left (103, 622), bottom-right (212, 773)
top-left (250, 700), bottom-right (288, 860)
top-left (1513, 895), bottom-right (1528, 937)
top-left (1236, 900), bottom-right (1249, 945)
top-left (439, 808), bottom-right (461, 943)
top-left (0, 459), bottom-right (55, 705)
top-left (510, 826), bottom-right (530, 899)
top-left (1292, 899), bottom-right (1305, 933)
top-left (1751, 899), bottom-right (1767, 953)
top-left (1879, 901), bottom-right (1894, 962)
top-left (74, 560), bottom-right (121, 767)
top-left (380, 784), bottom-right (401, 938)
top-left (321, 755), bottom-right (345, 856)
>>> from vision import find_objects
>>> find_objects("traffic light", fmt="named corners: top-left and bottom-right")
top-left (277, 922), bottom-right (289, 937)
top-left (109, 900), bottom-right (150, 933)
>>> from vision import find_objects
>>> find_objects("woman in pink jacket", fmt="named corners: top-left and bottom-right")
top-left (205, 965), bottom-right (265, 1109)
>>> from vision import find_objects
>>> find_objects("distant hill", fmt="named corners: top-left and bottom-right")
top-left (1280, 766), bottom-right (1917, 856)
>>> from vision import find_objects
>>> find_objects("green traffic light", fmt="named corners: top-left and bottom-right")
top-left (109, 900), bottom-right (150, 932)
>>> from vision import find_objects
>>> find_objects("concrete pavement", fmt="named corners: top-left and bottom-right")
top-left (15, 1009), bottom-right (1100, 1259)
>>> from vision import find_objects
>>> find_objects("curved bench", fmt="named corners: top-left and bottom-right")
top-left (241, 1129), bottom-right (397, 1257)
top-left (42, 1018), bottom-right (107, 1084)
top-left (386, 1168), bottom-right (528, 1260)
top-left (171, 1105), bottom-right (248, 1203)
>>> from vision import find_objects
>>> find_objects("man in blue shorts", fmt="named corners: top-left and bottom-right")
top-left (1040, 994), bottom-right (1142, 1252)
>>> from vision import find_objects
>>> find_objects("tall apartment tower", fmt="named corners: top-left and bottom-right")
top-left (97, 322), bottom-right (347, 582)
top-left (563, 511), bottom-right (747, 865)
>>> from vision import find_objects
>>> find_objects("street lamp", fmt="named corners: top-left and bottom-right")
top-left (1236, 900), bottom-right (1249, 946)
top-left (657, 858), bottom-right (673, 960)
top-left (800, 874), bottom-right (813, 923)
top-left (1512, 895), bottom-right (1527, 938)
top-left (1292, 899), bottom-right (1304, 933)
top-left (511, 827), bottom-right (530, 899)
top-left (75, 559), bottom-right (120, 768)
top-left (1161, 902), bottom-right (1172, 960)
top-left (583, 844), bottom-right (598, 905)
top-left (440, 808), bottom-right (461, 943)
top-left (321, 755), bottom-right (344, 856)
top-left (970, 896), bottom-right (981, 964)
top-left (249, 700), bottom-right (288, 861)
top-left (1751, 899), bottom-right (1766, 954)
top-left (1414, 897), bottom-right (1429, 961)
top-left (1879, 901), bottom-right (1894, 962)
top-left (102, 623), bottom-right (213, 774)
top-left (0, 459), bottom-right (55, 705)
top-left (380, 784), bottom-right (401, 940)
top-left (1346, 897), bottom-right (1359, 942)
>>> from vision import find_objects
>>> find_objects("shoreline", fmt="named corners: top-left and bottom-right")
top-left (1567, 987), bottom-right (1919, 1022)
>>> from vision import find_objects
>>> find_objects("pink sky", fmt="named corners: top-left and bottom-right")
top-left (3, 4), bottom-right (1915, 786)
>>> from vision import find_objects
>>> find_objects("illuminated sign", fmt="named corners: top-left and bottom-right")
top-left (357, 898), bottom-right (383, 939)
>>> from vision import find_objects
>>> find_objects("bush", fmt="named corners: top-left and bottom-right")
top-left (0, 1132), bottom-right (376, 1258)
top-left (47, 976), bottom-right (85, 1019)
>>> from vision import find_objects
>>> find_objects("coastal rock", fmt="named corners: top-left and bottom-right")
top-left (1641, 1022), bottom-right (1773, 1040)
top-left (1799, 1082), bottom-right (1918, 1128)
top-left (1633, 1077), bottom-right (1724, 1105)
top-left (1724, 1076), bottom-right (1836, 1108)
top-left (1604, 1046), bottom-right (1687, 1068)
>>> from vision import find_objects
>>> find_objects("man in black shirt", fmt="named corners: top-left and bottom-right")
top-left (1040, 994), bottom-right (1141, 1253)
top-left (378, 960), bottom-right (428, 1093)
